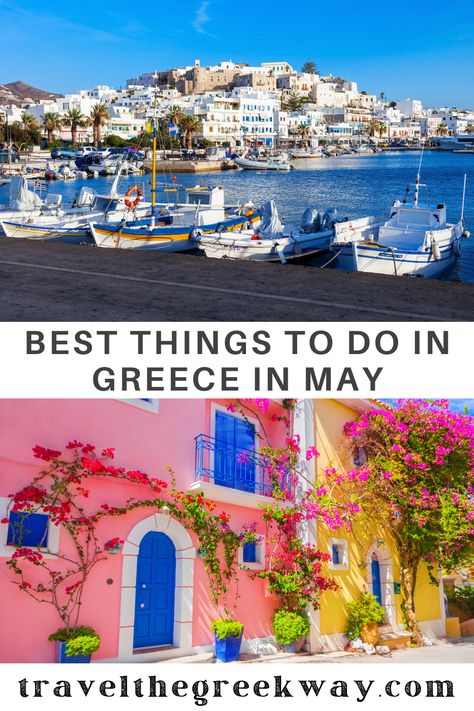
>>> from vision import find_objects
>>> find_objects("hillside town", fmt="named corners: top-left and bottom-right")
top-left (1, 59), bottom-right (474, 149)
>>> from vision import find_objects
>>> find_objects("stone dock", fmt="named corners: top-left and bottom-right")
top-left (147, 158), bottom-right (237, 173)
top-left (0, 238), bottom-right (472, 321)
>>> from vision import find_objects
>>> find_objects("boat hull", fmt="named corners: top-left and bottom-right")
top-left (0, 221), bottom-right (93, 244)
top-left (234, 158), bottom-right (292, 171)
top-left (334, 240), bottom-right (458, 278)
top-left (199, 229), bottom-right (333, 261)
top-left (90, 214), bottom-right (261, 251)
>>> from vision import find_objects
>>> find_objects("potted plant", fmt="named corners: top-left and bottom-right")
top-left (48, 627), bottom-right (100, 664)
top-left (345, 592), bottom-right (384, 645)
top-left (211, 619), bottom-right (244, 662)
top-left (272, 609), bottom-right (310, 653)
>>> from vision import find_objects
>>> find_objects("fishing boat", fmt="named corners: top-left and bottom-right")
top-left (234, 152), bottom-right (293, 171)
top-left (0, 169), bottom-right (152, 243)
top-left (89, 185), bottom-right (261, 251)
top-left (197, 201), bottom-right (338, 263)
top-left (89, 103), bottom-right (261, 251)
top-left (329, 169), bottom-right (469, 278)
top-left (289, 147), bottom-right (323, 159)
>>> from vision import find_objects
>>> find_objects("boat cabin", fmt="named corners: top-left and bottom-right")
top-left (386, 200), bottom-right (448, 230)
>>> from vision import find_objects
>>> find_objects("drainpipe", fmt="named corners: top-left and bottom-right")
top-left (293, 399), bottom-right (323, 654)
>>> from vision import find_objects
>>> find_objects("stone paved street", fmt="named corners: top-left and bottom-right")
top-left (159, 637), bottom-right (474, 663)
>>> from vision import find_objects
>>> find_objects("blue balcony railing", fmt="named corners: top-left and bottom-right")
top-left (194, 433), bottom-right (292, 498)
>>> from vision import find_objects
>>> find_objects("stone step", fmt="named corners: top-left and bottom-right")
top-left (379, 630), bottom-right (413, 650)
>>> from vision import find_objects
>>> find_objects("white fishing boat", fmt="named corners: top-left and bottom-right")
top-left (235, 153), bottom-right (293, 171)
top-left (329, 170), bottom-right (469, 278)
top-left (89, 186), bottom-right (261, 251)
top-left (0, 170), bottom-right (152, 243)
top-left (289, 147), bottom-right (323, 159)
top-left (197, 201), bottom-right (338, 263)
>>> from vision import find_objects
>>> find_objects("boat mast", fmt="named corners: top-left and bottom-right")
top-left (151, 91), bottom-right (158, 227)
top-left (461, 173), bottom-right (467, 222)
top-left (414, 148), bottom-right (424, 207)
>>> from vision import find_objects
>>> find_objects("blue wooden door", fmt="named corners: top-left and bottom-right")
top-left (133, 532), bottom-right (176, 649)
top-left (371, 554), bottom-right (382, 607)
top-left (214, 411), bottom-right (255, 492)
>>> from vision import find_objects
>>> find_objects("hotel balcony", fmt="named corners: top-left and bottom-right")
top-left (191, 433), bottom-right (292, 509)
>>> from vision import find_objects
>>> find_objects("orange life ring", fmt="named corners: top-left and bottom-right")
top-left (125, 185), bottom-right (143, 209)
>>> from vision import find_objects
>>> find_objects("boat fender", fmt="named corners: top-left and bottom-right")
top-left (453, 238), bottom-right (461, 257)
top-left (462, 230), bottom-right (470, 239)
top-left (251, 231), bottom-right (260, 241)
top-left (124, 185), bottom-right (143, 209)
top-left (431, 235), bottom-right (441, 261)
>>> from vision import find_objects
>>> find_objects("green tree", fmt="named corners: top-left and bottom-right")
top-left (179, 114), bottom-right (201, 149)
top-left (366, 119), bottom-right (381, 137)
top-left (302, 59), bottom-right (318, 75)
top-left (62, 108), bottom-right (88, 147)
top-left (42, 112), bottom-right (62, 144)
top-left (296, 123), bottom-right (310, 147)
top-left (281, 89), bottom-right (311, 112)
top-left (90, 103), bottom-right (110, 148)
top-left (465, 123), bottom-right (474, 134)
top-left (436, 123), bottom-right (449, 136)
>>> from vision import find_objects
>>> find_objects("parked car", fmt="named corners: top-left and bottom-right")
top-left (75, 146), bottom-right (95, 157)
top-left (51, 148), bottom-right (77, 159)
top-left (0, 148), bottom-right (19, 163)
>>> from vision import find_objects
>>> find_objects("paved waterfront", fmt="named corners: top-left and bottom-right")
top-left (0, 238), bottom-right (473, 321)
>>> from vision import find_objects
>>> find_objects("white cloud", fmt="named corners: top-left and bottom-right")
top-left (192, 1), bottom-right (210, 34)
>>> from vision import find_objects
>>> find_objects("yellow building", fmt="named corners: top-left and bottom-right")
top-left (295, 399), bottom-right (446, 651)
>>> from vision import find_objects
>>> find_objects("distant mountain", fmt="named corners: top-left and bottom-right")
top-left (0, 81), bottom-right (63, 106)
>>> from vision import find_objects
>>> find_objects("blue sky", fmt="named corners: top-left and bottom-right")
top-left (1, 0), bottom-right (473, 107)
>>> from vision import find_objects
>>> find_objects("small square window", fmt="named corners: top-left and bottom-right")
top-left (7, 511), bottom-right (49, 547)
top-left (329, 537), bottom-right (349, 570)
top-left (243, 541), bottom-right (257, 563)
top-left (238, 534), bottom-right (265, 570)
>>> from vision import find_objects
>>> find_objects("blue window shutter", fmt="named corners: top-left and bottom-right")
top-left (243, 542), bottom-right (257, 563)
top-left (7, 511), bottom-right (49, 547)
top-left (332, 544), bottom-right (340, 565)
top-left (214, 411), bottom-right (256, 493)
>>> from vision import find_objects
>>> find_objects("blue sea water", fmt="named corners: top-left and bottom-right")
top-left (1, 150), bottom-right (473, 282)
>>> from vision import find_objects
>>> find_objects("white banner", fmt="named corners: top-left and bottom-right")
top-left (0, 322), bottom-right (471, 398)
top-left (0, 662), bottom-right (465, 709)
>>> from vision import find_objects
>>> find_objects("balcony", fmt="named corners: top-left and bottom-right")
top-left (192, 434), bottom-right (292, 508)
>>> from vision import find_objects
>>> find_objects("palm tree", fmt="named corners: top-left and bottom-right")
top-left (366, 119), bottom-right (381, 137)
top-left (465, 123), bottom-right (474, 134)
top-left (179, 115), bottom-right (201, 149)
top-left (296, 123), bottom-right (310, 147)
top-left (436, 123), bottom-right (449, 137)
top-left (62, 108), bottom-right (88, 147)
top-left (166, 106), bottom-right (185, 126)
top-left (378, 122), bottom-right (387, 138)
top-left (21, 113), bottom-right (38, 131)
top-left (42, 112), bottom-right (62, 144)
top-left (90, 103), bottom-right (110, 148)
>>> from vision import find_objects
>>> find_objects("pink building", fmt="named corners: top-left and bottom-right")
top-left (0, 398), bottom-right (289, 662)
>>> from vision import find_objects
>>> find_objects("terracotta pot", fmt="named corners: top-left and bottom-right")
top-left (360, 621), bottom-right (379, 645)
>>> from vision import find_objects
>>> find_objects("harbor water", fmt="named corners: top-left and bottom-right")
top-left (1, 150), bottom-right (473, 282)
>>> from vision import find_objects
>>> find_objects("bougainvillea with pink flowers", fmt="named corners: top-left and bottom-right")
top-left (336, 399), bottom-right (474, 642)
top-left (3, 442), bottom-right (258, 632)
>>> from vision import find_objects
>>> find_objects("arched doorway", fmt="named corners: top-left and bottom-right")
top-left (118, 514), bottom-right (195, 660)
top-left (133, 532), bottom-right (176, 649)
